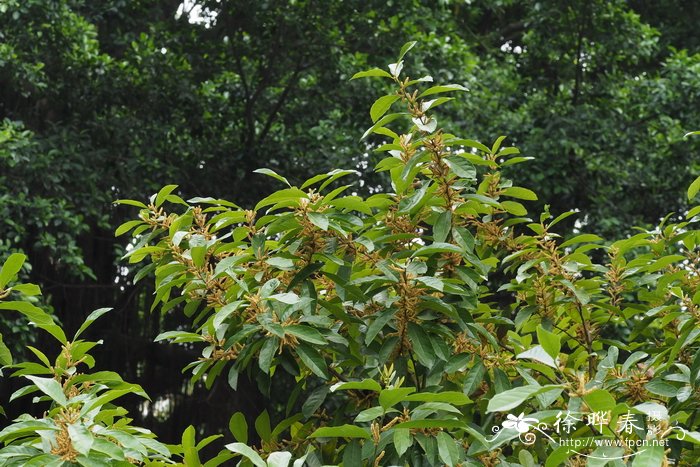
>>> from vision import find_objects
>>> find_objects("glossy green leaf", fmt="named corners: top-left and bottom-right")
top-left (536, 326), bottom-right (561, 360)
top-left (501, 186), bottom-right (537, 200)
top-left (253, 168), bottom-right (291, 187)
top-left (370, 95), bottom-right (399, 123)
top-left (688, 175), bottom-right (700, 201)
top-left (486, 384), bottom-right (563, 413)
top-left (394, 428), bottom-right (412, 456)
top-left (0, 334), bottom-right (12, 366)
top-left (229, 412), bottom-right (248, 444)
top-left (444, 156), bottom-right (476, 180)
top-left (25, 376), bottom-right (67, 406)
top-left (73, 308), bottom-right (111, 340)
top-left (295, 343), bottom-right (329, 379)
top-left (418, 84), bottom-right (468, 98)
top-left (437, 432), bottom-right (459, 466)
top-left (350, 68), bottom-right (393, 80)
top-left (331, 379), bottom-right (382, 393)
top-left (155, 184), bottom-right (178, 208)
top-left (225, 443), bottom-right (266, 467)
top-left (0, 253), bottom-right (25, 289)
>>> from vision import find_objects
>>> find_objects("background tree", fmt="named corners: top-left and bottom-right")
top-left (1, 0), bottom-right (699, 442)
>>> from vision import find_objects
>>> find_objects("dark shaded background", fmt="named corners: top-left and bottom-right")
top-left (1, 0), bottom-right (699, 442)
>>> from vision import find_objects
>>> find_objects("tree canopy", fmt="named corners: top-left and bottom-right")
top-left (1, 0), bottom-right (699, 451)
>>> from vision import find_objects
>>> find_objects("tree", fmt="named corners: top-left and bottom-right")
top-left (2, 0), bottom-right (700, 445)
top-left (3, 43), bottom-right (700, 465)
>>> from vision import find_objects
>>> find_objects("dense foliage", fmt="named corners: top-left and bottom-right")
top-left (2, 43), bottom-right (700, 465)
top-left (2, 0), bottom-right (700, 439)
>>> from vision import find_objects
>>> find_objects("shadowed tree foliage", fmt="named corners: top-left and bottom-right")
top-left (1, 0), bottom-right (699, 442)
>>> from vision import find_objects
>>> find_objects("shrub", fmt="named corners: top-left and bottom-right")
top-left (2, 42), bottom-right (700, 466)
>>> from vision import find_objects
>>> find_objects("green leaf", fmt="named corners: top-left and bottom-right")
top-left (355, 406), bottom-right (387, 423)
top-left (307, 212), bottom-right (329, 231)
top-left (689, 176), bottom-right (700, 201)
top-left (397, 40), bottom-right (417, 62)
top-left (646, 254), bottom-right (685, 273)
top-left (115, 220), bottom-right (144, 237)
top-left (560, 279), bottom-right (590, 305)
top-left (500, 200), bottom-right (528, 216)
top-left (583, 389), bottom-right (616, 412)
top-left (634, 402), bottom-right (668, 421)
top-left (25, 376), bottom-right (67, 406)
top-left (267, 451), bottom-right (293, 467)
top-left (394, 419), bottom-right (466, 430)
top-left (491, 136), bottom-right (507, 154)
top-left (191, 245), bottom-right (207, 268)
top-left (253, 168), bottom-right (291, 187)
top-left (444, 156), bottom-right (476, 180)
top-left (82, 386), bottom-right (146, 414)
top-left (0, 334), bottom-right (12, 366)
top-left (536, 326), bottom-right (561, 360)
top-left (417, 276), bottom-right (446, 294)
top-left (413, 242), bottom-right (462, 257)
top-left (394, 428), bottom-right (412, 456)
top-left (318, 169), bottom-right (358, 192)
top-left (462, 359), bottom-right (486, 395)
top-left (67, 423), bottom-right (94, 456)
top-left (365, 308), bottom-right (396, 345)
top-left (114, 199), bottom-right (148, 209)
top-left (418, 84), bottom-right (468, 98)
top-left (155, 184), bottom-right (178, 208)
top-left (687, 205), bottom-right (700, 219)
top-left (433, 211), bottom-right (451, 243)
top-left (268, 292), bottom-right (299, 305)
top-left (255, 410), bottom-right (272, 442)
top-left (447, 138), bottom-right (491, 153)
top-left (370, 95), bottom-right (399, 123)
top-left (631, 445), bottom-right (664, 467)
top-left (295, 343), bottom-right (329, 379)
top-left (309, 425), bottom-right (370, 439)
top-left (379, 387), bottom-right (416, 409)
top-left (404, 391), bottom-right (471, 405)
top-left (397, 181), bottom-right (430, 213)
top-left (501, 156), bottom-right (535, 167)
top-left (342, 440), bottom-right (362, 466)
top-left (255, 187), bottom-right (308, 211)
top-left (421, 97), bottom-right (454, 111)
top-left (437, 432), bottom-right (459, 466)
top-left (302, 385), bottom-right (329, 418)
top-left (11, 283), bottom-right (41, 296)
top-left (285, 325), bottom-right (326, 345)
top-left (74, 308), bottom-right (111, 340)
top-left (501, 187), bottom-right (537, 201)
top-left (258, 337), bottom-right (278, 374)
top-left (229, 412), bottom-right (248, 444)
top-left (225, 443), bottom-right (266, 467)
top-left (560, 234), bottom-right (603, 248)
top-left (486, 384), bottom-right (563, 413)
top-left (331, 379), bottom-right (382, 393)
top-left (0, 301), bottom-right (67, 344)
top-left (0, 253), bottom-right (25, 289)
top-left (361, 113), bottom-right (406, 141)
top-left (544, 446), bottom-right (576, 467)
top-left (517, 345), bottom-right (558, 368)
top-left (408, 323), bottom-right (436, 367)
top-left (645, 380), bottom-right (678, 398)
top-left (350, 68), bottom-right (393, 80)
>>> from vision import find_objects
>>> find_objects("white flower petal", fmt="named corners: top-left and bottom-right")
top-left (388, 61), bottom-right (404, 77)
